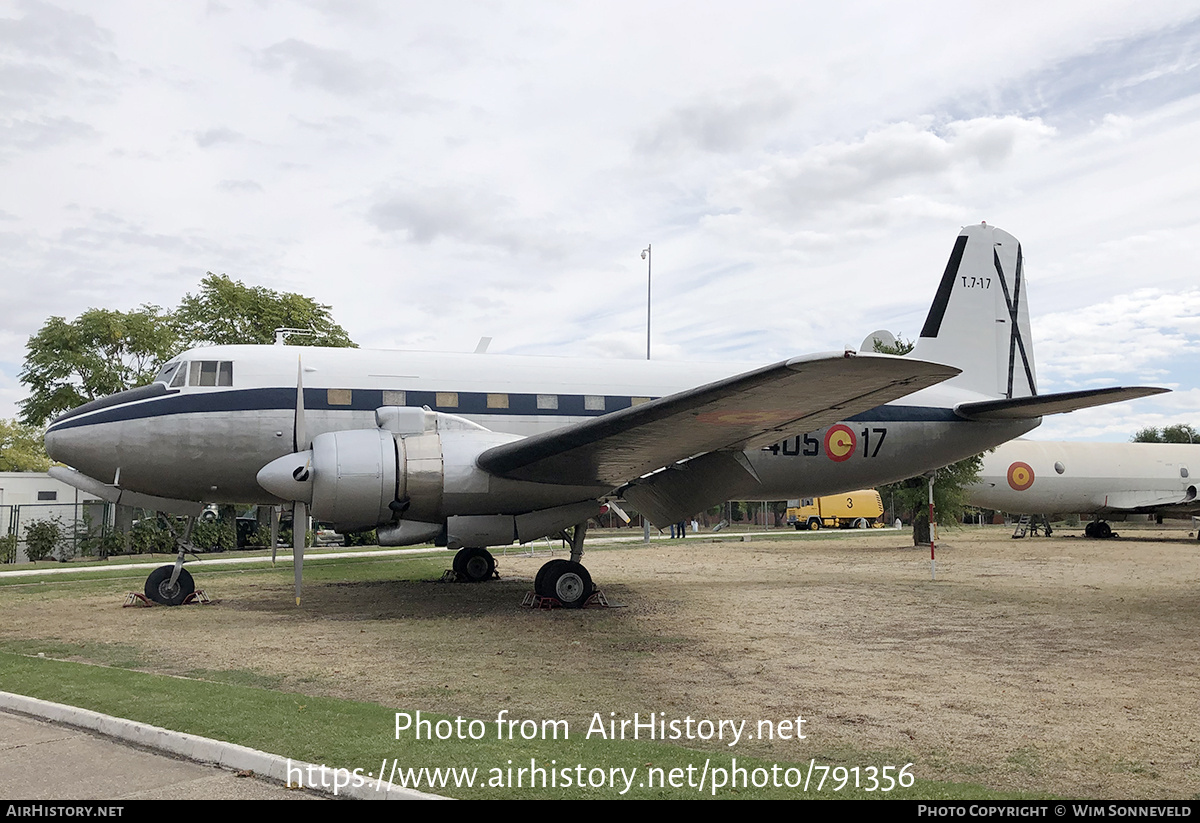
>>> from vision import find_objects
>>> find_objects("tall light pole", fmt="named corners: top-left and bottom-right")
top-left (640, 243), bottom-right (653, 544)
top-left (641, 245), bottom-right (651, 360)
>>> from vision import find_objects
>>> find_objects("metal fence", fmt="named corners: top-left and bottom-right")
top-left (2, 500), bottom-right (115, 563)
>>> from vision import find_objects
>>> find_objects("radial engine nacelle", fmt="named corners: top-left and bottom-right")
top-left (256, 407), bottom-right (606, 544)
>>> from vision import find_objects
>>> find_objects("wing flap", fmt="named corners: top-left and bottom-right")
top-left (476, 352), bottom-right (959, 486)
top-left (954, 387), bottom-right (1168, 421)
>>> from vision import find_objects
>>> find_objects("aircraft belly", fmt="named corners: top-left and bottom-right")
top-left (442, 483), bottom-right (609, 517)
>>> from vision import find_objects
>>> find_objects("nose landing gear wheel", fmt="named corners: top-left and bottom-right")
top-left (145, 565), bottom-right (195, 606)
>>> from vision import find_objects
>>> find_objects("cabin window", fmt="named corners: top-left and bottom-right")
top-left (383, 390), bottom-right (406, 406)
top-left (631, 396), bottom-right (651, 406)
top-left (1054, 462), bottom-right (1065, 475)
top-left (584, 395), bottom-right (605, 411)
top-left (327, 389), bottom-right (352, 406)
top-left (537, 394), bottom-right (558, 410)
top-left (487, 393), bottom-right (509, 409)
top-left (436, 392), bottom-right (459, 408)
top-left (186, 360), bottom-right (234, 387)
top-left (37, 491), bottom-right (57, 501)
top-left (1182, 467), bottom-right (1189, 479)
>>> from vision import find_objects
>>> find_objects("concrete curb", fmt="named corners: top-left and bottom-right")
top-left (0, 691), bottom-right (446, 800)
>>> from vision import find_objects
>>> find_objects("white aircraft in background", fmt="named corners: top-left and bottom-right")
top-left (967, 439), bottom-right (1198, 538)
top-left (44, 224), bottom-right (1164, 607)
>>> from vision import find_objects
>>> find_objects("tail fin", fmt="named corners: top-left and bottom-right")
top-left (911, 223), bottom-right (1037, 400)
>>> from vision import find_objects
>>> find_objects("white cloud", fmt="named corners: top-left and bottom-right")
top-left (1, 0), bottom-right (1200, 440)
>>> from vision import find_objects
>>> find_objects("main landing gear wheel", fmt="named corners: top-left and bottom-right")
top-left (145, 565), bottom-right (195, 606)
top-left (1085, 521), bottom-right (1114, 539)
top-left (534, 559), bottom-right (568, 594)
top-left (452, 547), bottom-right (496, 582)
top-left (535, 560), bottom-right (593, 608)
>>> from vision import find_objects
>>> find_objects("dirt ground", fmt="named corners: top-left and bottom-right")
top-left (5, 524), bottom-right (1199, 798)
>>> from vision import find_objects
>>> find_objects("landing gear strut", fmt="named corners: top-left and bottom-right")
top-left (145, 515), bottom-right (199, 605)
top-left (533, 520), bottom-right (595, 608)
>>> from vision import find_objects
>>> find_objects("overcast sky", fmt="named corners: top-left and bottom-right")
top-left (3, 0), bottom-right (1199, 440)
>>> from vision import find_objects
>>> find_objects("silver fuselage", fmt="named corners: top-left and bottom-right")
top-left (44, 344), bottom-right (1035, 514)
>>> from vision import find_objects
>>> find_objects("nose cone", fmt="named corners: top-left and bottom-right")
top-left (44, 418), bottom-right (113, 478)
top-left (44, 426), bottom-right (68, 464)
top-left (257, 451), bottom-right (315, 503)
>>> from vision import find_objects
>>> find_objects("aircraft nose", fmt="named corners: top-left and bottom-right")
top-left (44, 426), bottom-right (66, 463)
top-left (44, 421), bottom-right (93, 469)
top-left (257, 451), bottom-right (315, 504)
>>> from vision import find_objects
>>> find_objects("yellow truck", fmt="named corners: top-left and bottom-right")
top-left (786, 490), bottom-right (884, 530)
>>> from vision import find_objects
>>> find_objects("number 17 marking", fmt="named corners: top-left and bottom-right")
top-left (861, 428), bottom-right (887, 457)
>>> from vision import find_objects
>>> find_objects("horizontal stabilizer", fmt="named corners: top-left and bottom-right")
top-left (954, 386), bottom-right (1169, 421)
top-left (477, 352), bottom-right (959, 487)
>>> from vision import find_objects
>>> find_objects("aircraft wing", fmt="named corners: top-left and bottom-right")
top-left (954, 386), bottom-right (1168, 420)
top-left (475, 352), bottom-right (959, 487)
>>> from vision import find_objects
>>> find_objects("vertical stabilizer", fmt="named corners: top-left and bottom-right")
top-left (911, 223), bottom-right (1037, 400)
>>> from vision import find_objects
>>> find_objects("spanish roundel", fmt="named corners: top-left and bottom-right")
top-left (824, 425), bottom-right (856, 462)
top-left (1007, 461), bottom-right (1035, 491)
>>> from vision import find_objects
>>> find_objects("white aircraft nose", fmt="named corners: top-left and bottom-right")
top-left (257, 451), bottom-right (315, 504)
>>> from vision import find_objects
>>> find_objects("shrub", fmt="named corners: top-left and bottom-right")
top-left (130, 518), bottom-right (174, 555)
top-left (24, 517), bottom-right (63, 562)
top-left (0, 534), bottom-right (16, 564)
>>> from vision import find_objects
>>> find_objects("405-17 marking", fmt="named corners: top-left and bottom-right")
top-left (763, 428), bottom-right (888, 459)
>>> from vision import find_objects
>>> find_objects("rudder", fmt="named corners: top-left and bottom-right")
top-left (911, 223), bottom-right (1037, 400)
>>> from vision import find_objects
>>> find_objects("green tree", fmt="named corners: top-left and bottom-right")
top-left (18, 306), bottom-right (178, 426)
top-left (871, 331), bottom-right (983, 543)
top-left (1131, 424), bottom-right (1197, 444)
top-left (871, 334), bottom-right (915, 356)
top-left (18, 277), bottom-right (356, 427)
top-left (0, 419), bottom-right (50, 471)
top-left (173, 273), bottom-right (355, 348)
top-left (879, 455), bottom-right (984, 545)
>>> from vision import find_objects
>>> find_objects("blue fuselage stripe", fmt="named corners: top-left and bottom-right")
top-left (46, 386), bottom-right (964, 431)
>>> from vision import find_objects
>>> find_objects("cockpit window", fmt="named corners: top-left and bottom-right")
top-left (155, 362), bottom-right (182, 385)
top-left (171, 360), bottom-right (234, 387)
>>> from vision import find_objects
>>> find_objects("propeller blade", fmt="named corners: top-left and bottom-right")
top-left (270, 505), bottom-right (280, 565)
top-left (293, 357), bottom-right (307, 453)
top-left (293, 501), bottom-right (306, 605)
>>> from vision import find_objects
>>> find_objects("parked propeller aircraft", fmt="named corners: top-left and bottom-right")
top-left (44, 224), bottom-right (1165, 607)
top-left (967, 439), bottom-right (1199, 537)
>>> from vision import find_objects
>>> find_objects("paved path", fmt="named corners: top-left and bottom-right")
top-left (0, 710), bottom-right (321, 800)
